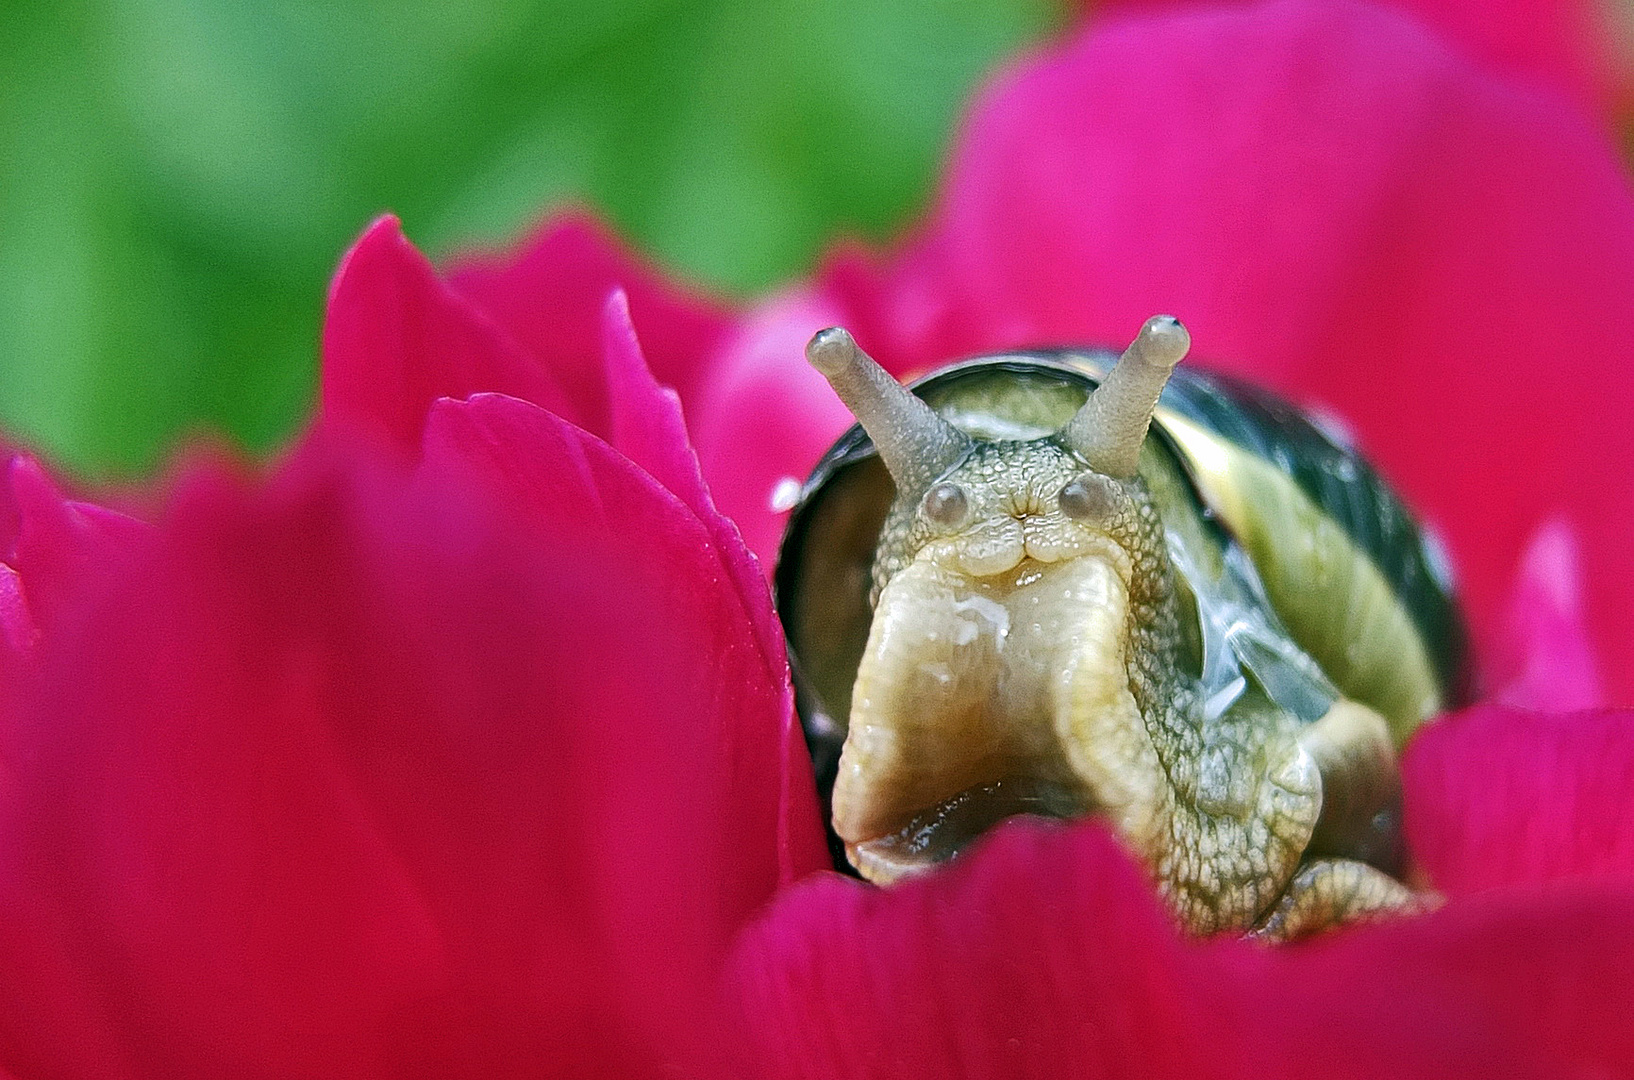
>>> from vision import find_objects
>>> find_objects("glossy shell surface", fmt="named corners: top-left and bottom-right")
top-left (777, 349), bottom-right (1466, 871)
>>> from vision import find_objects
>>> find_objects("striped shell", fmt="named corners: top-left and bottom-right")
top-left (777, 335), bottom-right (1466, 935)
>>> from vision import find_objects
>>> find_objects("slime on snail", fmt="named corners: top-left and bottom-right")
top-left (776, 317), bottom-right (1466, 939)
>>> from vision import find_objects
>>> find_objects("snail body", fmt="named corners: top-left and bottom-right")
top-left (777, 320), bottom-right (1464, 937)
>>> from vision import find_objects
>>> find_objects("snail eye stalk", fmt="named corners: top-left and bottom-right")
top-left (1059, 315), bottom-right (1189, 478)
top-left (807, 326), bottom-right (972, 498)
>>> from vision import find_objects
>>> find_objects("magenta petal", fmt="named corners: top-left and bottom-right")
top-left (1, 448), bottom-right (451, 1077)
top-left (0, 868), bottom-right (136, 1078)
top-left (735, 815), bottom-right (1634, 1077)
top-left (599, 295), bottom-right (828, 879)
top-left (601, 289), bottom-right (717, 522)
top-left (0, 565), bottom-right (26, 781)
top-left (1403, 705), bottom-right (1634, 894)
top-left (689, 290), bottom-right (862, 569)
top-left (7, 456), bottom-right (149, 638)
top-left (1387, 0), bottom-right (1624, 121)
top-left (448, 211), bottom-right (734, 439)
top-left (418, 391), bottom-right (827, 889)
top-left (0, 567), bottom-right (31, 659)
top-left (0, 428), bottom-right (820, 1075)
top-left (601, 290), bottom-right (796, 703)
top-left (834, 0), bottom-right (1634, 701)
top-left (1488, 518), bottom-right (1606, 710)
top-left (731, 820), bottom-right (1225, 1078)
top-left (1091, 0), bottom-right (1625, 125)
top-left (320, 216), bottom-right (578, 452)
top-left (1225, 889), bottom-right (1634, 1077)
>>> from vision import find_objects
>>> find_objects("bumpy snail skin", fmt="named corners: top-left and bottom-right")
top-left (814, 323), bottom-right (1184, 883)
top-left (794, 318), bottom-right (1443, 938)
top-left (833, 538), bottom-right (1167, 882)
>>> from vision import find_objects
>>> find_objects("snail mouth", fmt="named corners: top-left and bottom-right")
top-left (847, 777), bottom-right (1091, 883)
top-left (831, 549), bottom-right (1153, 886)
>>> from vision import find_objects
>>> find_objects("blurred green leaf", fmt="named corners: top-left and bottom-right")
top-left (0, 0), bottom-right (1060, 475)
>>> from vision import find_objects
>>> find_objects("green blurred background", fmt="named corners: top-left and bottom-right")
top-left (0, 0), bottom-right (1062, 476)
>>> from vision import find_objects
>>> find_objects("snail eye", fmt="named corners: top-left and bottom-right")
top-left (1058, 474), bottom-right (1118, 521)
top-left (923, 482), bottom-right (970, 527)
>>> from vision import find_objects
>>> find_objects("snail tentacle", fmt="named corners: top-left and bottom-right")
top-left (1060, 315), bottom-right (1190, 478)
top-left (807, 327), bottom-right (973, 496)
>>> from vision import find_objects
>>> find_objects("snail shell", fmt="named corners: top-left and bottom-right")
top-left (776, 321), bottom-right (1466, 936)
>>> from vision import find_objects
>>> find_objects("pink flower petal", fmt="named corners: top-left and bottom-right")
top-left (1488, 517), bottom-right (1606, 710)
top-left (320, 216), bottom-right (579, 452)
top-left (418, 391), bottom-right (827, 893)
top-left (689, 289), bottom-right (861, 569)
top-left (1390, 0), bottom-right (1625, 120)
top-left (0, 886), bottom-right (128, 1080)
top-left (822, 0), bottom-right (1634, 701)
top-left (601, 289), bottom-right (719, 525)
top-left (1091, 0), bottom-right (1627, 125)
top-left (1404, 705), bottom-right (1634, 894)
top-left (0, 429), bottom-right (819, 1075)
top-left (733, 815), bottom-right (1634, 1076)
top-left (0, 565), bottom-right (26, 786)
top-left (598, 297), bottom-right (827, 878)
top-left (1226, 888), bottom-right (1634, 1077)
top-left (729, 821), bottom-right (1224, 1079)
top-left (1, 447), bottom-right (448, 1077)
top-left (0, 567), bottom-right (31, 660)
top-left (448, 211), bottom-right (734, 439)
top-left (6, 456), bottom-right (149, 638)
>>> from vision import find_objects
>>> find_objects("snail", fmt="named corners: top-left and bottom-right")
top-left (775, 317), bottom-right (1465, 938)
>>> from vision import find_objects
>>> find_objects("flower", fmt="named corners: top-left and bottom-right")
top-left (1091, 0), bottom-right (1634, 129)
top-left (4, 0), bottom-right (1634, 1076)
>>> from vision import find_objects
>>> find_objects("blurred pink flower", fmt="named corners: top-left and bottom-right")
top-left (1091, 0), bottom-right (1634, 127)
top-left (3, 0), bottom-right (1634, 1076)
